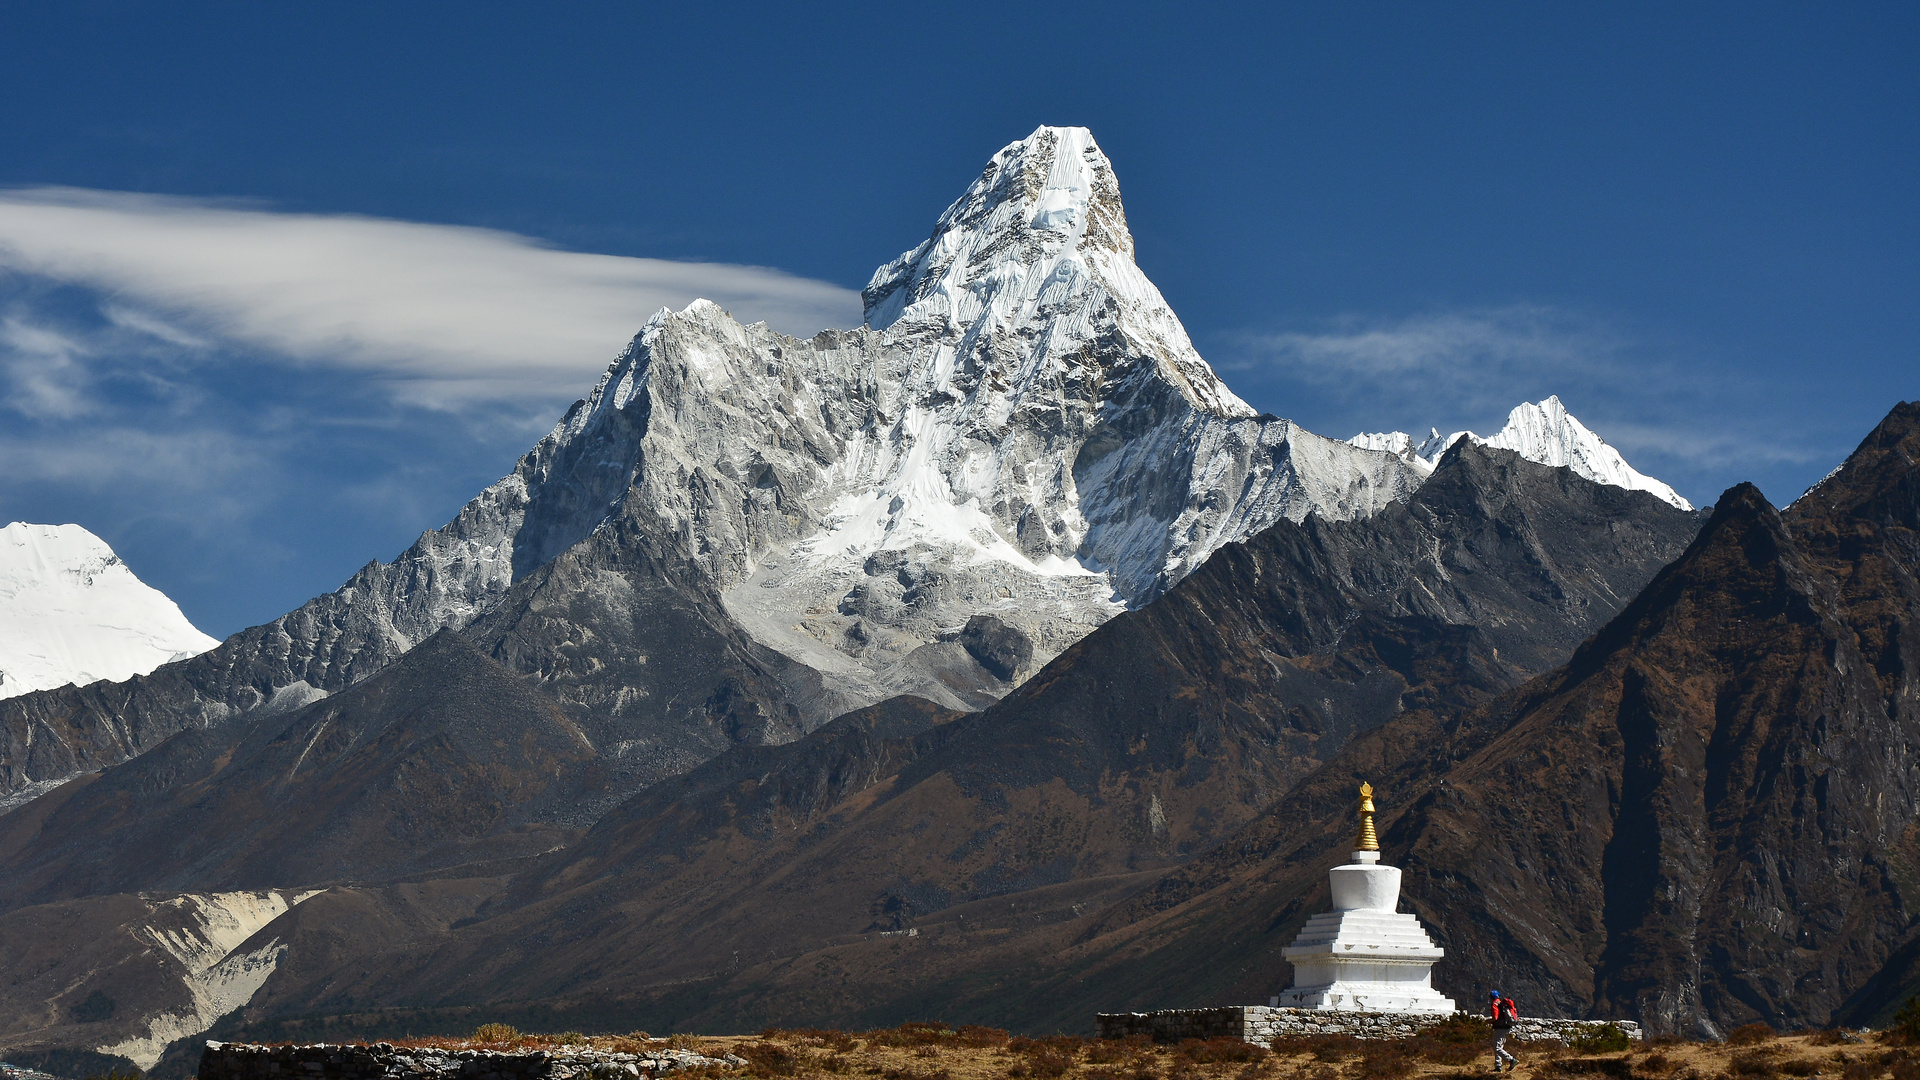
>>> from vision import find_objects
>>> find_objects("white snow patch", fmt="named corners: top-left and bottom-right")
top-left (96, 890), bottom-right (322, 1069)
top-left (0, 522), bottom-right (220, 700)
top-left (0, 771), bottom-right (82, 816)
top-left (1350, 396), bottom-right (1693, 510)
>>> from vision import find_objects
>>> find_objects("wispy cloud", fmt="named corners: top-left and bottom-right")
top-left (0, 186), bottom-right (863, 407)
top-left (1229, 306), bottom-right (1640, 422)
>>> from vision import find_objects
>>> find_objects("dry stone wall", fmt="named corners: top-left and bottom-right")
top-left (198, 1042), bottom-right (739, 1080)
top-left (1095, 1008), bottom-right (1642, 1045)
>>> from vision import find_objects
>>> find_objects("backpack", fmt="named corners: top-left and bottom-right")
top-left (1493, 998), bottom-right (1519, 1027)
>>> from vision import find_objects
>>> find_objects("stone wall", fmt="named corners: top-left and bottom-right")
top-left (198, 1041), bottom-right (738, 1080)
top-left (1094, 1008), bottom-right (1641, 1046)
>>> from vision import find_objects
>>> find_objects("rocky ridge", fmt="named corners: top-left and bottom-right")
top-left (1353, 395), bottom-right (1691, 510)
top-left (0, 125), bottom-right (1432, 795)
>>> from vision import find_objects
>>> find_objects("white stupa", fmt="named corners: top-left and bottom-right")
top-left (1276, 782), bottom-right (1457, 1013)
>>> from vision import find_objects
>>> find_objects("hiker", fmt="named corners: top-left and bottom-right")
top-left (1489, 990), bottom-right (1520, 1072)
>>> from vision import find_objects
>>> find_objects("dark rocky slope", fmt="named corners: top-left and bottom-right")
top-left (0, 508), bottom-right (846, 920)
top-left (0, 633), bottom-right (600, 908)
top-left (170, 442), bottom-right (1701, 1039)
top-left (1053, 401), bottom-right (1920, 1038)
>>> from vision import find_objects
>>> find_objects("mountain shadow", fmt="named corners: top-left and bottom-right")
top-left (1056, 401), bottom-right (1920, 1038)
top-left (175, 440), bottom-right (1702, 1038)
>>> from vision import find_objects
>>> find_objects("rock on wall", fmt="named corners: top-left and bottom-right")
top-left (1094, 1008), bottom-right (1642, 1045)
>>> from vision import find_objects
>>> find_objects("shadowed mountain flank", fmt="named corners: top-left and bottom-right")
top-left (1060, 402), bottom-right (1920, 1038)
top-left (145, 440), bottom-right (1700, 1041)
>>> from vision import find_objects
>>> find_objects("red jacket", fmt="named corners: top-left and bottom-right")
top-left (1490, 998), bottom-right (1519, 1027)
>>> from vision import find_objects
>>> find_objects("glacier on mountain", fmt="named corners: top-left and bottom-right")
top-left (0, 125), bottom-right (1696, 797)
top-left (0, 522), bottom-right (220, 700)
top-left (1350, 395), bottom-right (1693, 511)
top-left (539, 126), bottom-right (1426, 709)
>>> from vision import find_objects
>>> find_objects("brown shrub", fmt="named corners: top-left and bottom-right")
top-left (1728, 1025), bottom-right (1777, 1048)
top-left (1641, 1053), bottom-right (1674, 1074)
top-left (1405, 1020), bottom-right (1487, 1066)
top-left (1174, 1038), bottom-right (1270, 1066)
top-left (1775, 1061), bottom-right (1820, 1078)
top-left (1353, 1042), bottom-right (1415, 1080)
top-left (739, 1042), bottom-right (803, 1077)
top-left (1030, 1051), bottom-right (1076, 1077)
top-left (1426, 1014), bottom-right (1494, 1045)
top-left (1840, 1060), bottom-right (1878, 1080)
top-left (1728, 1052), bottom-right (1774, 1078)
top-left (1894, 1058), bottom-right (1920, 1080)
top-left (958, 1027), bottom-right (1012, 1048)
top-left (1084, 1042), bottom-right (1131, 1065)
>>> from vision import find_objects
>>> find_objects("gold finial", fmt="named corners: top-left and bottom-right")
top-left (1356, 781), bottom-right (1380, 851)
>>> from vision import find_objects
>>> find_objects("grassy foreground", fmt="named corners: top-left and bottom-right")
top-left (365, 1020), bottom-right (1906, 1080)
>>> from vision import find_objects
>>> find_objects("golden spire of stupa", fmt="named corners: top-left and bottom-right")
top-left (1355, 781), bottom-right (1380, 851)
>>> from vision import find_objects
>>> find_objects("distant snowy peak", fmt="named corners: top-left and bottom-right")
top-left (861, 125), bottom-right (1254, 419)
top-left (0, 523), bottom-right (220, 700)
top-left (1350, 396), bottom-right (1693, 511)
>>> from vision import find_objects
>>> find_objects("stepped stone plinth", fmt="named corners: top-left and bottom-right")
top-left (1275, 783), bottom-right (1455, 1014)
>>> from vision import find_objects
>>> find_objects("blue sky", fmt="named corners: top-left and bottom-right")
top-left (1, 2), bottom-right (1914, 638)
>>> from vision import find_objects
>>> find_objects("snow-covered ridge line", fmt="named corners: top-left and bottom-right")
top-left (0, 124), bottom-right (1420, 790)
top-left (0, 523), bottom-right (219, 700)
top-left (1350, 396), bottom-right (1693, 511)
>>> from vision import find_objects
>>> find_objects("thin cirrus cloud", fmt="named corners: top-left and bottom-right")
top-left (1230, 307), bottom-right (1635, 420)
top-left (0, 186), bottom-right (865, 407)
top-left (1230, 307), bottom-right (1812, 466)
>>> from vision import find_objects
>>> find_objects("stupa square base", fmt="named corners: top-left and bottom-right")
top-left (1273, 986), bottom-right (1457, 1013)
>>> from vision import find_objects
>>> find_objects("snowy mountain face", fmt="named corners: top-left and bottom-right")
top-left (0, 523), bottom-right (219, 699)
top-left (1, 126), bottom-right (1689, 797)
top-left (1350, 396), bottom-right (1693, 511)
top-left (617, 126), bottom-right (1422, 707)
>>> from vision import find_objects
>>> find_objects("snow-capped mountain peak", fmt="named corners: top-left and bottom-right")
top-left (862, 125), bottom-right (1253, 420)
top-left (1349, 396), bottom-right (1693, 510)
top-left (0, 523), bottom-right (220, 699)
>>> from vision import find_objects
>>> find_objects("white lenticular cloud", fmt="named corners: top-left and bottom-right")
top-left (0, 186), bottom-right (864, 405)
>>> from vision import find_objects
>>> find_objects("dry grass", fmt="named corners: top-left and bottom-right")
top-left (251, 1022), bottom-right (1913, 1080)
top-left (693, 1026), bottom-right (1886, 1080)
